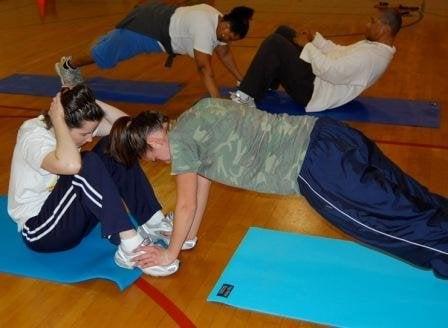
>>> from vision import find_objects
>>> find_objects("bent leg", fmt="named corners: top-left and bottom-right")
top-left (22, 151), bottom-right (135, 251)
top-left (298, 118), bottom-right (448, 278)
top-left (239, 33), bottom-right (315, 105)
top-left (92, 137), bottom-right (162, 225)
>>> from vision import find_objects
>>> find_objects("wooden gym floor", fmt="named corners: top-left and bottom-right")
top-left (0, 0), bottom-right (447, 327)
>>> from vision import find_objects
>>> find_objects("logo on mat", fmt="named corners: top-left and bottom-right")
top-left (217, 283), bottom-right (234, 298)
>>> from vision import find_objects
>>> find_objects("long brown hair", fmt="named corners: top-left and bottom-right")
top-left (108, 111), bottom-right (169, 166)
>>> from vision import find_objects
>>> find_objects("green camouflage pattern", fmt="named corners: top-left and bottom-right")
top-left (169, 98), bottom-right (317, 195)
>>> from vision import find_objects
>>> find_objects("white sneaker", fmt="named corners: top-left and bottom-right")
top-left (230, 90), bottom-right (256, 108)
top-left (138, 212), bottom-right (174, 248)
top-left (138, 212), bottom-right (198, 250)
top-left (114, 238), bottom-right (179, 277)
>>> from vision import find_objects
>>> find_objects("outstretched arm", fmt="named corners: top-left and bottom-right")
top-left (185, 174), bottom-right (211, 241)
top-left (134, 172), bottom-right (207, 267)
top-left (168, 172), bottom-right (199, 258)
top-left (215, 44), bottom-right (243, 82)
top-left (194, 49), bottom-right (221, 98)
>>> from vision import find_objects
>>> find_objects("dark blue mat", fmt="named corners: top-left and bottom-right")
top-left (0, 196), bottom-right (141, 290)
top-left (223, 88), bottom-right (440, 128)
top-left (0, 74), bottom-right (183, 104)
top-left (209, 227), bottom-right (448, 327)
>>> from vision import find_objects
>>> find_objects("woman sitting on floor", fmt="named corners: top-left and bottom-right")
top-left (8, 85), bottom-right (177, 276)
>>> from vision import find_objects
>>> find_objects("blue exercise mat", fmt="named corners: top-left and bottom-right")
top-left (0, 74), bottom-right (183, 104)
top-left (223, 88), bottom-right (440, 128)
top-left (0, 196), bottom-right (141, 290)
top-left (208, 227), bottom-right (448, 327)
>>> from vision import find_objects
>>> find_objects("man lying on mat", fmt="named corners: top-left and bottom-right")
top-left (8, 85), bottom-right (178, 277)
top-left (231, 8), bottom-right (401, 112)
top-left (55, 1), bottom-right (253, 98)
top-left (104, 98), bottom-right (448, 278)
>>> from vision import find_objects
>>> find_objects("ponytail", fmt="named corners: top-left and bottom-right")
top-left (108, 116), bottom-right (139, 166)
top-left (107, 111), bottom-right (169, 166)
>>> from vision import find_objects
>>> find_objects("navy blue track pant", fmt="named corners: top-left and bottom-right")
top-left (298, 118), bottom-right (448, 278)
top-left (22, 137), bottom-right (161, 252)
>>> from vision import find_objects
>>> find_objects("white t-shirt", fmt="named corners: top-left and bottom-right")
top-left (8, 117), bottom-right (58, 228)
top-left (300, 33), bottom-right (396, 112)
top-left (169, 4), bottom-right (226, 57)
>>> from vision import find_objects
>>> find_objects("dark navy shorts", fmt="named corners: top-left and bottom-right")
top-left (91, 28), bottom-right (163, 69)
top-left (298, 117), bottom-right (448, 278)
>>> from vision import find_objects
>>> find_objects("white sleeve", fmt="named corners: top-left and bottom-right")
top-left (18, 129), bottom-right (55, 174)
top-left (189, 19), bottom-right (215, 55)
top-left (300, 43), bottom-right (372, 86)
top-left (311, 32), bottom-right (345, 54)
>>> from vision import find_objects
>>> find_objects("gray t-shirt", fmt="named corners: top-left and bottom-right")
top-left (169, 98), bottom-right (317, 195)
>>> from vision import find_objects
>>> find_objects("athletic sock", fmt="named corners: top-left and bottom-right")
top-left (120, 232), bottom-right (144, 252)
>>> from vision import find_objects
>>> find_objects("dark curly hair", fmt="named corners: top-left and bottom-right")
top-left (222, 6), bottom-right (254, 38)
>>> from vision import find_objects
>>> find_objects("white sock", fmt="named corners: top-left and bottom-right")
top-left (143, 210), bottom-right (165, 227)
top-left (120, 233), bottom-right (144, 252)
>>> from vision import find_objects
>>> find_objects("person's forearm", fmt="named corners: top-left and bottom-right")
top-left (96, 100), bottom-right (128, 124)
top-left (186, 176), bottom-right (211, 240)
top-left (300, 43), bottom-right (362, 84)
top-left (52, 116), bottom-right (81, 170)
top-left (312, 32), bottom-right (344, 54)
top-left (220, 53), bottom-right (243, 81)
top-left (167, 204), bottom-right (196, 259)
top-left (94, 100), bottom-right (128, 136)
top-left (199, 68), bottom-right (221, 98)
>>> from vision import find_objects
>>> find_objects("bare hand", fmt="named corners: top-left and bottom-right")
top-left (48, 93), bottom-right (65, 121)
top-left (133, 245), bottom-right (177, 268)
top-left (301, 30), bottom-right (316, 43)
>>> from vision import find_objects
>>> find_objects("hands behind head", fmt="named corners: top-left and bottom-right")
top-left (48, 92), bottom-right (65, 122)
top-left (133, 244), bottom-right (177, 268)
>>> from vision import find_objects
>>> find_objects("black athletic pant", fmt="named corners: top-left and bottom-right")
top-left (239, 32), bottom-right (316, 106)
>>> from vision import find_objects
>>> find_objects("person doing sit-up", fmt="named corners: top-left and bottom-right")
top-left (231, 8), bottom-right (401, 112)
top-left (8, 85), bottom-right (177, 276)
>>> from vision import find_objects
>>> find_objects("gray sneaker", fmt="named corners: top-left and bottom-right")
top-left (54, 56), bottom-right (84, 87)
